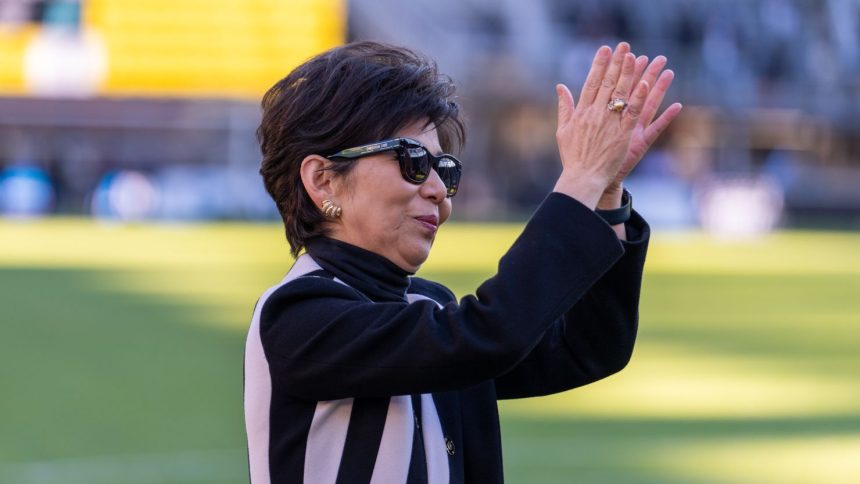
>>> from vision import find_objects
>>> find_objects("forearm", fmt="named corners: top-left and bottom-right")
top-left (561, 211), bottom-right (648, 374)
top-left (495, 211), bottom-right (649, 399)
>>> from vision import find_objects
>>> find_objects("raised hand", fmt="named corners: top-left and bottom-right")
top-left (553, 42), bottom-right (651, 210)
top-left (607, 54), bottom-right (683, 195)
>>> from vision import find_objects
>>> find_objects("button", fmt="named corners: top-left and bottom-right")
top-left (444, 437), bottom-right (455, 455)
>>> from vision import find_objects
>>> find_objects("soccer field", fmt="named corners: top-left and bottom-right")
top-left (1, 220), bottom-right (859, 483)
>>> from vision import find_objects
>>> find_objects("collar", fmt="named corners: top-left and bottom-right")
top-left (305, 237), bottom-right (412, 302)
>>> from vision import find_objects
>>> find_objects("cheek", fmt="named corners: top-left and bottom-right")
top-left (439, 199), bottom-right (453, 224)
top-left (356, 181), bottom-right (413, 228)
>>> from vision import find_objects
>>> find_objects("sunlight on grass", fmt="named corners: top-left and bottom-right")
top-left (501, 343), bottom-right (860, 419)
top-left (2, 218), bottom-right (859, 482)
top-left (0, 219), bottom-right (293, 270)
top-left (647, 231), bottom-right (860, 275)
top-left (659, 435), bottom-right (860, 484)
top-left (5, 219), bottom-right (860, 275)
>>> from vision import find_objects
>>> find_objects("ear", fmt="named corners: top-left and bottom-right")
top-left (299, 155), bottom-right (337, 208)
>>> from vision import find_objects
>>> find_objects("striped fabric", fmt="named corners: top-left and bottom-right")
top-left (244, 255), bottom-right (450, 483)
top-left (242, 193), bottom-right (650, 483)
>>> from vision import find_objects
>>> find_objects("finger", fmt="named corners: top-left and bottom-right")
top-left (610, 53), bottom-right (637, 104)
top-left (578, 45), bottom-right (612, 106)
top-left (639, 57), bottom-right (667, 124)
top-left (643, 102), bottom-right (683, 145)
top-left (640, 55), bottom-right (667, 91)
top-left (632, 55), bottom-right (648, 83)
top-left (595, 42), bottom-right (631, 104)
top-left (556, 83), bottom-right (575, 126)
top-left (640, 69), bottom-right (675, 127)
top-left (622, 80), bottom-right (649, 129)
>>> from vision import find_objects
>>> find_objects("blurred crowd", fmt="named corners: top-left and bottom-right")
top-left (553, 0), bottom-right (859, 117)
top-left (350, 0), bottom-right (860, 231)
top-left (1, 0), bottom-right (859, 233)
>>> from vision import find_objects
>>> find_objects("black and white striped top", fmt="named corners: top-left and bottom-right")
top-left (244, 193), bottom-right (650, 483)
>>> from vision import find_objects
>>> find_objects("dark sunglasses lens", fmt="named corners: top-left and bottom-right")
top-left (400, 144), bottom-right (461, 197)
top-left (404, 146), bottom-right (432, 182)
top-left (435, 156), bottom-right (460, 197)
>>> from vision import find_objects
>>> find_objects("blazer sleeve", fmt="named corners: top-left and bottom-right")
top-left (259, 193), bottom-right (626, 401)
top-left (493, 211), bottom-right (650, 399)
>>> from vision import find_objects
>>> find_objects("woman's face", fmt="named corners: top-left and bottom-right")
top-left (327, 120), bottom-right (452, 272)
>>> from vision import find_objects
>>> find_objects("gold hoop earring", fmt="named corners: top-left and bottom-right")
top-left (321, 199), bottom-right (342, 218)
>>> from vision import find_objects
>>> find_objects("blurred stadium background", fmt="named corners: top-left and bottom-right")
top-left (1, 0), bottom-right (859, 483)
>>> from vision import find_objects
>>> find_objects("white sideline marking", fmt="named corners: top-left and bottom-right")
top-left (0, 449), bottom-right (246, 483)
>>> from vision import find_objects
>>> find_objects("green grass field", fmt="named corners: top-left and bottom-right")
top-left (1, 220), bottom-right (859, 483)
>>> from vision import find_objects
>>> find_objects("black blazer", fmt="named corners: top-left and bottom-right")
top-left (244, 193), bottom-right (650, 483)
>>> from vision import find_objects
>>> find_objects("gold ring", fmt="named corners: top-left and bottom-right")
top-left (607, 98), bottom-right (627, 113)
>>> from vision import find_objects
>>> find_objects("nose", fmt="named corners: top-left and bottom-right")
top-left (419, 168), bottom-right (448, 203)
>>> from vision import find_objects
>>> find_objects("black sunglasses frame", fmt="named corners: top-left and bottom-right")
top-left (326, 138), bottom-right (462, 197)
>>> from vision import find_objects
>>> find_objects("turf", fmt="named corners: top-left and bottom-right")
top-left (0, 220), bottom-right (858, 483)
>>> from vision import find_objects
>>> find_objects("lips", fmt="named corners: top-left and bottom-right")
top-left (414, 215), bottom-right (439, 230)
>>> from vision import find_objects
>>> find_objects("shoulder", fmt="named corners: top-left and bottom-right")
top-left (259, 270), bottom-right (371, 320)
top-left (408, 277), bottom-right (457, 304)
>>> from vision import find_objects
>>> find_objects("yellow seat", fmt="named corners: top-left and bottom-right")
top-left (82, 0), bottom-right (344, 98)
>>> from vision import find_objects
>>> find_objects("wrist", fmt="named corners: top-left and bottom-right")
top-left (553, 172), bottom-right (607, 210)
top-left (597, 183), bottom-right (624, 210)
top-left (595, 188), bottom-right (633, 226)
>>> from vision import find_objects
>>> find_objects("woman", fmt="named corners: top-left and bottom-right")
top-left (245, 41), bottom-right (681, 483)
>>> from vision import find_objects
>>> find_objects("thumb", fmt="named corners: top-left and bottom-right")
top-left (556, 84), bottom-right (575, 125)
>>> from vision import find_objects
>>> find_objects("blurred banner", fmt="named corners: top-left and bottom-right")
top-left (0, 0), bottom-right (344, 99)
top-left (1, 0), bottom-right (859, 230)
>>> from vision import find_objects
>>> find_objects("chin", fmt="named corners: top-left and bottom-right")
top-left (401, 243), bottom-right (433, 271)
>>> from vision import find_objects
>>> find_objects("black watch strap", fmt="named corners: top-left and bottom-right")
top-left (595, 188), bottom-right (632, 225)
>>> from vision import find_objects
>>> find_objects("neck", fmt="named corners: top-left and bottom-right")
top-left (305, 237), bottom-right (413, 302)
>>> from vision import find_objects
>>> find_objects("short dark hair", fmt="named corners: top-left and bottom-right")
top-left (258, 41), bottom-right (466, 256)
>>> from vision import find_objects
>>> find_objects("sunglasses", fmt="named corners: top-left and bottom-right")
top-left (327, 138), bottom-right (462, 197)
